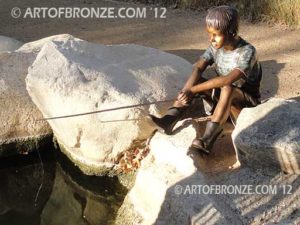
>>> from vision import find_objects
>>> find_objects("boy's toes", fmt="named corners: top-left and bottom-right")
top-left (229, 160), bottom-right (241, 170)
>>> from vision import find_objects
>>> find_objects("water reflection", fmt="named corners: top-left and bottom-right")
top-left (0, 148), bottom-right (127, 225)
top-left (0, 150), bottom-right (55, 225)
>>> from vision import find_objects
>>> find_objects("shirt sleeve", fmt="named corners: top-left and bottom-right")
top-left (235, 45), bottom-right (256, 78)
top-left (200, 45), bottom-right (215, 65)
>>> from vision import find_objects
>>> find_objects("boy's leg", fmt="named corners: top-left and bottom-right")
top-left (211, 85), bottom-right (236, 124)
top-left (149, 76), bottom-right (212, 135)
top-left (212, 86), bottom-right (259, 124)
top-left (229, 105), bottom-right (242, 125)
top-left (149, 98), bottom-right (188, 135)
top-left (191, 85), bottom-right (246, 154)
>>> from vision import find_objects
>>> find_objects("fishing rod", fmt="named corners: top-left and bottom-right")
top-left (38, 98), bottom-right (177, 121)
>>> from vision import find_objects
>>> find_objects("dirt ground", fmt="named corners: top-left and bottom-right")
top-left (1, 0), bottom-right (300, 172)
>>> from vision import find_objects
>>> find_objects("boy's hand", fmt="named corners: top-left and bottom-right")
top-left (177, 89), bottom-right (194, 105)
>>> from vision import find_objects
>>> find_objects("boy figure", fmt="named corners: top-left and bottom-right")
top-left (149, 5), bottom-right (262, 155)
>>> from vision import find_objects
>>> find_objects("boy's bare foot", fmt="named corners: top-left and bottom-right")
top-left (228, 160), bottom-right (241, 170)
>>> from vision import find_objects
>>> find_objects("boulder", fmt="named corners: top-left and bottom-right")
top-left (116, 120), bottom-right (300, 225)
top-left (16, 34), bottom-right (75, 53)
top-left (25, 38), bottom-right (192, 175)
top-left (115, 122), bottom-right (231, 225)
top-left (232, 98), bottom-right (300, 174)
top-left (0, 36), bottom-right (23, 53)
top-left (0, 34), bottom-right (76, 156)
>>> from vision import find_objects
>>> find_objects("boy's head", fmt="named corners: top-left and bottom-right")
top-left (205, 5), bottom-right (239, 49)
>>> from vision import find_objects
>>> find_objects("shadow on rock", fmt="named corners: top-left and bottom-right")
top-left (233, 98), bottom-right (300, 174)
top-left (154, 166), bottom-right (300, 224)
top-left (154, 100), bottom-right (300, 224)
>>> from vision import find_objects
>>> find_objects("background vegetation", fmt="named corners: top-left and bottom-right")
top-left (122, 0), bottom-right (300, 27)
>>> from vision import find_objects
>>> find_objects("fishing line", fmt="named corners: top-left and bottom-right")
top-left (34, 147), bottom-right (44, 207)
top-left (37, 98), bottom-right (177, 121)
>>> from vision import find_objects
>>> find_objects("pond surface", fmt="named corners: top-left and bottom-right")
top-left (0, 148), bottom-right (127, 225)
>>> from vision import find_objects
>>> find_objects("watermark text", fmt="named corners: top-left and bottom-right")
top-left (11, 6), bottom-right (167, 19)
top-left (174, 184), bottom-right (293, 195)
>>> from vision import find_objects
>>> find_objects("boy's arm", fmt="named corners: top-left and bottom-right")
top-left (190, 69), bottom-right (244, 94)
top-left (181, 58), bottom-right (210, 91)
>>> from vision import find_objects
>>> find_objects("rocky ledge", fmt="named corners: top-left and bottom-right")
top-left (25, 35), bottom-right (192, 175)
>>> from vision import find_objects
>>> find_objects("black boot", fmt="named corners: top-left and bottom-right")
top-left (149, 107), bottom-right (186, 135)
top-left (190, 121), bottom-right (223, 155)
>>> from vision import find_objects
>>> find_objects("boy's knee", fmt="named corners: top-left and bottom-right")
top-left (221, 85), bottom-right (233, 92)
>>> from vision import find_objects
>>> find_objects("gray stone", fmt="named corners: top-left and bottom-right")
top-left (232, 98), bottom-right (300, 174)
top-left (115, 122), bottom-right (233, 225)
top-left (0, 35), bottom-right (23, 53)
top-left (116, 119), bottom-right (300, 225)
top-left (26, 37), bottom-right (192, 175)
top-left (0, 34), bottom-right (76, 156)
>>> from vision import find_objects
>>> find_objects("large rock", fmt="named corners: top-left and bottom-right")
top-left (116, 120), bottom-right (300, 225)
top-left (232, 98), bottom-right (300, 174)
top-left (115, 122), bottom-right (231, 225)
top-left (25, 38), bottom-right (192, 175)
top-left (0, 34), bottom-right (76, 156)
top-left (0, 36), bottom-right (23, 53)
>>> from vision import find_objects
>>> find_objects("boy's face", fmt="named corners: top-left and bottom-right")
top-left (206, 26), bottom-right (226, 49)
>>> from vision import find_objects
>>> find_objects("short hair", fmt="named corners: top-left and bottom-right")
top-left (206, 5), bottom-right (239, 36)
